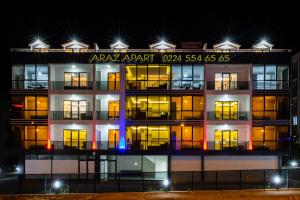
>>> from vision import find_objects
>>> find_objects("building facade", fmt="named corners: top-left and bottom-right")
top-left (9, 40), bottom-right (291, 176)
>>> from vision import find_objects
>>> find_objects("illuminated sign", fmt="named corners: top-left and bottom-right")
top-left (89, 53), bottom-right (230, 64)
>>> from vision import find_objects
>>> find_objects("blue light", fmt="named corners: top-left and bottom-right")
top-left (119, 138), bottom-right (126, 150)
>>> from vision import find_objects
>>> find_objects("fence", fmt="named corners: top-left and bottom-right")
top-left (0, 169), bottom-right (300, 194)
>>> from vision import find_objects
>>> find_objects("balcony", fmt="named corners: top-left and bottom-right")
top-left (206, 141), bottom-right (289, 151)
top-left (252, 111), bottom-right (289, 120)
top-left (11, 110), bottom-right (48, 119)
top-left (206, 111), bottom-right (250, 120)
top-left (96, 81), bottom-right (120, 90)
top-left (206, 81), bottom-right (249, 90)
top-left (126, 80), bottom-right (204, 90)
top-left (252, 80), bottom-right (289, 90)
top-left (96, 111), bottom-right (120, 120)
top-left (12, 80), bottom-right (48, 90)
top-left (51, 81), bottom-right (93, 90)
top-left (126, 110), bottom-right (204, 120)
top-left (51, 111), bottom-right (93, 120)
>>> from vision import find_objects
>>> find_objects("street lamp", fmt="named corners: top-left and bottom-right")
top-left (290, 160), bottom-right (298, 168)
top-left (272, 175), bottom-right (281, 190)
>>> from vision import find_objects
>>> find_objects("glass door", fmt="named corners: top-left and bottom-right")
top-left (79, 101), bottom-right (87, 119)
top-left (79, 130), bottom-right (87, 150)
top-left (230, 101), bottom-right (238, 119)
top-left (230, 73), bottom-right (238, 90)
top-left (108, 101), bottom-right (119, 119)
top-left (108, 73), bottom-right (120, 90)
top-left (63, 100), bottom-right (71, 119)
top-left (72, 101), bottom-right (79, 119)
top-left (79, 72), bottom-right (88, 88)
top-left (222, 73), bottom-right (230, 90)
top-left (108, 129), bottom-right (119, 149)
top-left (64, 73), bottom-right (72, 87)
top-left (214, 73), bottom-right (222, 90)
top-left (214, 130), bottom-right (238, 150)
top-left (214, 101), bottom-right (238, 120)
top-left (214, 130), bottom-right (222, 150)
top-left (72, 73), bottom-right (79, 87)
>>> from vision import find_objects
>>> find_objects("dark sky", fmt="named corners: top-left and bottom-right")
top-left (1, 1), bottom-right (300, 146)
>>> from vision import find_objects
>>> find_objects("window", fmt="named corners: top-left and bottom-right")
top-left (64, 72), bottom-right (88, 88)
top-left (12, 95), bottom-right (48, 119)
top-left (214, 73), bottom-right (237, 90)
top-left (108, 72), bottom-right (120, 90)
top-left (253, 64), bottom-right (289, 90)
top-left (252, 95), bottom-right (289, 120)
top-left (293, 116), bottom-right (298, 126)
top-left (63, 100), bottom-right (87, 119)
top-left (214, 130), bottom-right (238, 150)
top-left (108, 101), bottom-right (119, 119)
top-left (108, 129), bottom-right (119, 149)
top-left (63, 129), bottom-right (87, 149)
top-left (252, 126), bottom-right (288, 150)
top-left (215, 101), bottom-right (238, 120)
top-left (12, 64), bottom-right (48, 89)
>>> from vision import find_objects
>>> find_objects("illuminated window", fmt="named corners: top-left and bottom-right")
top-left (214, 130), bottom-right (238, 150)
top-left (215, 101), bottom-right (238, 120)
top-left (108, 129), bottom-right (119, 149)
top-left (108, 72), bottom-right (120, 90)
top-left (64, 72), bottom-right (88, 88)
top-left (214, 73), bottom-right (237, 90)
top-left (22, 125), bottom-right (47, 149)
top-left (252, 95), bottom-right (289, 120)
top-left (63, 100), bottom-right (87, 119)
top-left (63, 129), bottom-right (87, 150)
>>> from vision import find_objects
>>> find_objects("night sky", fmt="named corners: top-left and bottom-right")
top-left (1, 1), bottom-right (300, 154)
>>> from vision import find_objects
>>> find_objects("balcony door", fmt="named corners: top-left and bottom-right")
top-left (108, 101), bottom-right (119, 119)
top-left (64, 100), bottom-right (87, 119)
top-left (108, 72), bottom-right (120, 90)
top-left (64, 72), bottom-right (88, 88)
top-left (214, 130), bottom-right (238, 150)
top-left (108, 129), bottom-right (119, 149)
top-left (215, 101), bottom-right (238, 120)
top-left (215, 73), bottom-right (237, 90)
top-left (63, 129), bottom-right (87, 149)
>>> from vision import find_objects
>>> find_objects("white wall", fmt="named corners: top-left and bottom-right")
top-left (52, 160), bottom-right (78, 173)
top-left (171, 156), bottom-right (201, 171)
top-left (95, 64), bottom-right (119, 81)
top-left (50, 64), bottom-right (93, 81)
top-left (96, 94), bottom-right (119, 111)
top-left (206, 124), bottom-right (250, 143)
top-left (51, 124), bottom-right (93, 141)
top-left (96, 124), bottom-right (119, 141)
top-left (50, 94), bottom-right (93, 111)
top-left (206, 94), bottom-right (250, 111)
top-left (204, 156), bottom-right (278, 171)
top-left (25, 160), bottom-right (51, 174)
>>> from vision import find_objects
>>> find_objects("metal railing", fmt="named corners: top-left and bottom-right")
top-left (206, 81), bottom-right (249, 90)
top-left (252, 111), bottom-right (290, 120)
top-left (51, 81), bottom-right (93, 90)
top-left (13, 140), bottom-right (289, 151)
top-left (252, 80), bottom-right (289, 90)
top-left (206, 111), bottom-right (250, 120)
top-left (126, 110), bottom-right (204, 120)
top-left (11, 80), bottom-right (48, 89)
top-left (51, 111), bottom-right (93, 120)
top-left (0, 169), bottom-right (300, 194)
top-left (126, 80), bottom-right (204, 90)
top-left (96, 111), bottom-right (120, 120)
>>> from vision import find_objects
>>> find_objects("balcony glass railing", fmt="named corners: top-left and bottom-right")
top-left (11, 110), bottom-right (48, 119)
top-left (96, 111), bottom-right (120, 120)
top-left (206, 81), bottom-right (249, 90)
top-left (51, 111), bottom-right (93, 120)
top-left (12, 80), bottom-right (48, 89)
top-left (126, 80), bottom-right (204, 90)
top-left (126, 110), bottom-right (204, 120)
top-left (12, 140), bottom-right (289, 151)
top-left (96, 81), bottom-right (120, 90)
top-left (206, 111), bottom-right (250, 120)
top-left (51, 81), bottom-right (93, 90)
top-left (252, 80), bottom-right (289, 90)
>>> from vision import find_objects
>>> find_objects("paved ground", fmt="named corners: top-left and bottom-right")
top-left (1, 190), bottom-right (300, 200)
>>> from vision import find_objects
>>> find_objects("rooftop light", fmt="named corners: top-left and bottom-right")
top-left (213, 40), bottom-right (241, 50)
top-left (110, 40), bottom-right (129, 50)
top-left (62, 40), bottom-right (89, 49)
top-left (28, 39), bottom-right (49, 50)
top-left (253, 40), bottom-right (274, 50)
top-left (149, 40), bottom-right (176, 50)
